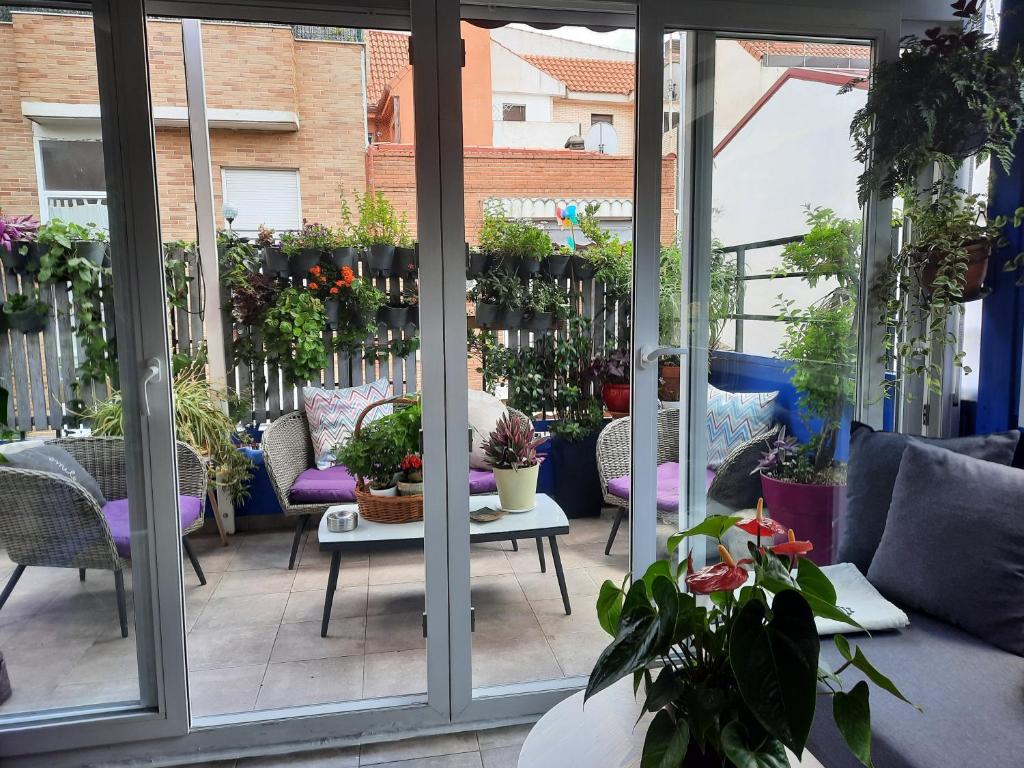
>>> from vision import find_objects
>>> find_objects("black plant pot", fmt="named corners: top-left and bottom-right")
top-left (290, 248), bottom-right (322, 277)
top-left (324, 298), bottom-right (341, 329)
top-left (394, 245), bottom-right (418, 277)
top-left (408, 305), bottom-right (419, 327)
top-left (467, 251), bottom-right (490, 278)
top-left (491, 254), bottom-right (522, 274)
top-left (500, 308), bottom-right (524, 329)
top-left (5, 307), bottom-right (47, 334)
top-left (377, 304), bottom-right (410, 329)
top-left (571, 254), bottom-right (597, 280)
top-left (549, 431), bottom-right (603, 518)
top-left (331, 246), bottom-right (357, 270)
top-left (517, 257), bottom-right (541, 278)
top-left (475, 301), bottom-right (500, 329)
top-left (368, 244), bottom-right (396, 276)
top-left (74, 240), bottom-right (107, 266)
top-left (523, 311), bottom-right (554, 332)
top-left (544, 253), bottom-right (571, 277)
top-left (3, 242), bottom-right (32, 273)
top-left (263, 246), bottom-right (289, 276)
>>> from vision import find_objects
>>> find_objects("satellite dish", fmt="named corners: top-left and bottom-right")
top-left (584, 122), bottom-right (619, 155)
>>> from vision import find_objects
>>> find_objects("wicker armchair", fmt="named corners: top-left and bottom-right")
top-left (0, 437), bottom-right (209, 638)
top-left (596, 409), bottom-right (680, 556)
top-left (263, 406), bottom-right (534, 569)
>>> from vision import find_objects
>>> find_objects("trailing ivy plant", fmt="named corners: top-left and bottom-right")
top-left (36, 218), bottom-right (115, 386)
top-left (263, 287), bottom-right (328, 384)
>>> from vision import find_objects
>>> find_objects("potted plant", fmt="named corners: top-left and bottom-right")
top-left (589, 516), bottom-right (912, 768)
top-left (404, 280), bottom-right (419, 327)
top-left (478, 206), bottom-right (551, 275)
top-left (331, 198), bottom-right (359, 269)
top-left (3, 292), bottom-right (49, 333)
top-left (333, 404), bottom-right (419, 496)
top-left (71, 221), bottom-right (108, 265)
top-left (754, 208), bottom-right (860, 565)
top-left (333, 267), bottom-right (386, 354)
top-left (263, 286), bottom-right (327, 384)
top-left (398, 453), bottom-right (423, 496)
top-left (0, 212), bottom-right (39, 273)
top-left (394, 235), bottom-right (418, 277)
top-left (377, 297), bottom-right (411, 329)
top-left (469, 271), bottom-right (524, 330)
top-left (467, 245), bottom-right (489, 278)
top-left (281, 220), bottom-right (333, 277)
top-left (353, 190), bottom-right (411, 276)
top-left (846, 1), bottom-right (1024, 205)
top-left (543, 244), bottom-right (572, 278)
top-left (522, 278), bottom-right (560, 332)
top-left (481, 411), bottom-right (548, 512)
top-left (257, 224), bottom-right (288, 276)
top-left (590, 347), bottom-right (630, 413)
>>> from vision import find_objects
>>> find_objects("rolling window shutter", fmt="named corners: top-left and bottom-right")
top-left (222, 169), bottom-right (302, 235)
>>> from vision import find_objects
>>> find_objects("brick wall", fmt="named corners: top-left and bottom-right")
top-left (550, 98), bottom-right (635, 157)
top-left (367, 144), bottom-right (677, 245)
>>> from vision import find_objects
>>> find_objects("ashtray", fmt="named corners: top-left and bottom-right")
top-left (470, 506), bottom-right (507, 523)
top-left (326, 509), bottom-right (358, 532)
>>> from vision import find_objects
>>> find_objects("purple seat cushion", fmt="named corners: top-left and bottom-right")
top-left (102, 496), bottom-right (204, 558)
top-left (469, 468), bottom-right (497, 494)
top-left (606, 462), bottom-right (680, 513)
top-left (289, 465), bottom-right (358, 504)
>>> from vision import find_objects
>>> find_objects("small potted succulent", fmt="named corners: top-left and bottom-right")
top-left (0, 212), bottom-right (41, 273)
top-left (354, 190), bottom-right (411, 276)
top-left (257, 224), bottom-right (288, 276)
top-left (3, 292), bottom-right (49, 333)
top-left (481, 411), bottom-right (549, 512)
top-left (589, 347), bottom-right (630, 413)
top-left (469, 271), bottom-right (524, 330)
top-left (398, 453), bottom-right (423, 496)
top-left (281, 220), bottom-right (333, 277)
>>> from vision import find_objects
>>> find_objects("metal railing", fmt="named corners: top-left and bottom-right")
top-left (291, 25), bottom-right (363, 42)
top-left (718, 234), bottom-right (806, 353)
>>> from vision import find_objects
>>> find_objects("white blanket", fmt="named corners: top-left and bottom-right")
top-left (814, 563), bottom-right (909, 636)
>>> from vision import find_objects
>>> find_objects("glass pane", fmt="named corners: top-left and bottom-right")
top-left (461, 20), bottom-right (636, 691)
top-left (145, 17), bottom-right (429, 718)
top-left (0, 7), bottom-right (144, 718)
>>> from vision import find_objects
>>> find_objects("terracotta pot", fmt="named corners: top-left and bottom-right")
top-left (601, 382), bottom-right (630, 413)
top-left (659, 363), bottom-right (681, 401)
top-left (920, 239), bottom-right (991, 302)
top-left (759, 474), bottom-right (846, 566)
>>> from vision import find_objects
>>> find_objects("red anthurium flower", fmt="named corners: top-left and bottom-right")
top-left (735, 508), bottom-right (786, 539)
top-left (771, 529), bottom-right (813, 558)
top-left (685, 545), bottom-right (749, 594)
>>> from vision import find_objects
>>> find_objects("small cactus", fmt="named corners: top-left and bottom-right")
top-left (481, 413), bottom-right (548, 470)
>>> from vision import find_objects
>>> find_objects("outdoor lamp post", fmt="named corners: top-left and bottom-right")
top-left (223, 204), bottom-right (238, 231)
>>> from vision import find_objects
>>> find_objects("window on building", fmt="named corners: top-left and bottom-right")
top-left (221, 168), bottom-right (302, 235)
top-left (502, 103), bottom-right (526, 121)
top-left (663, 111), bottom-right (681, 132)
top-left (591, 113), bottom-right (614, 126)
top-left (37, 138), bottom-right (109, 227)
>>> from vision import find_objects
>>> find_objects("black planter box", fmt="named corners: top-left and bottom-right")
top-left (394, 245), bottom-right (418, 276)
top-left (331, 246), bottom-right (357, 270)
top-left (517, 257), bottom-right (541, 278)
top-left (467, 251), bottom-right (490, 278)
top-left (289, 248), bottom-right (321, 277)
top-left (544, 253), bottom-right (571, 277)
top-left (324, 298), bottom-right (341, 329)
top-left (523, 311), bottom-right (553, 332)
top-left (546, 430), bottom-right (604, 519)
top-left (378, 304), bottom-right (410, 329)
top-left (74, 240), bottom-right (107, 266)
top-left (571, 254), bottom-right (597, 280)
top-left (368, 244), bottom-right (396, 275)
top-left (263, 246), bottom-right (289, 275)
top-left (491, 254), bottom-right (521, 274)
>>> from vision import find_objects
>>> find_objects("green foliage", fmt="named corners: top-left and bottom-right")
top-left (774, 208), bottom-right (860, 472)
top-left (477, 205), bottom-right (551, 258)
top-left (90, 363), bottom-right (254, 502)
top-left (577, 204), bottom-right (632, 300)
top-left (660, 239), bottom-right (737, 350)
top-left (36, 218), bottom-right (115, 386)
top-left (333, 401), bottom-right (421, 488)
top-left (281, 220), bottom-right (337, 255)
top-left (588, 522), bottom-right (912, 768)
top-left (352, 190), bottom-right (411, 247)
top-left (525, 278), bottom-right (569, 317)
top-left (334, 276), bottom-right (386, 353)
top-left (846, 8), bottom-right (1024, 204)
top-left (263, 287), bottom-right (327, 384)
top-left (218, 231), bottom-right (260, 287)
top-left (468, 270), bottom-right (524, 309)
top-left (2, 291), bottom-right (47, 316)
top-left (164, 241), bottom-right (195, 312)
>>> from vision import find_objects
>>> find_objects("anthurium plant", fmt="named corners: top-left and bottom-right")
top-left (588, 514), bottom-right (914, 768)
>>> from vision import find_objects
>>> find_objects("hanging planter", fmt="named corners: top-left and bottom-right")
top-left (289, 248), bottom-right (321, 277)
top-left (500, 308), bottom-right (524, 329)
top-left (571, 254), bottom-right (597, 279)
top-left (324, 297), bottom-right (341, 329)
top-left (920, 239), bottom-right (992, 302)
top-left (3, 294), bottom-right (48, 334)
top-left (394, 245), bottom-right (418, 277)
top-left (73, 240), bottom-right (107, 266)
top-left (3, 242), bottom-right (32, 273)
top-left (263, 246), bottom-right (289, 276)
top-left (544, 251), bottom-right (571, 277)
top-left (467, 250), bottom-right (489, 278)
top-left (408, 305), bottom-right (419, 328)
top-left (475, 301), bottom-right (500, 328)
top-left (377, 303), bottom-right (410, 329)
top-left (491, 254), bottom-right (522, 274)
top-left (517, 256), bottom-right (541, 278)
top-left (367, 244), bottom-right (396, 275)
top-left (331, 246), bottom-right (357, 270)
top-left (523, 311), bottom-right (553, 332)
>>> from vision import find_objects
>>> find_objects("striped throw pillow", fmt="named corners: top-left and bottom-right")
top-left (303, 379), bottom-right (393, 462)
top-left (706, 384), bottom-right (777, 469)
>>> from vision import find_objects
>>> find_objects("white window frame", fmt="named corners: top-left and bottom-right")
top-left (31, 122), bottom-right (109, 225)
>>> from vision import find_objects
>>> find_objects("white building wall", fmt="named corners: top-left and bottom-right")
top-left (713, 40), bottom-right (788, 146)
top-left (491, 92), bottom-right (553, 122)
top-left (491, 26), bottom-right (633, 61)
top-left (492, 120), bottom-right (580, 149)
top-left (711, 75), bottom-right (867, 357)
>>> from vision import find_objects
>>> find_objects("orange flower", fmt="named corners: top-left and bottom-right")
top-left (330, 286), bottom-right (339, 294)
top-left (308, 282), bottom-right (319, 291)
top-left (309, 265), bottom-right (321, 276)
top-left (341, 266), bottom-right (355, 282)
top-left (335, 279), bottom-right (344, 287)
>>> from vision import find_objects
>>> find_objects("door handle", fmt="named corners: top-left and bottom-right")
top-left (140, 357), bottom-right (162, 417)
top-left (638, 346), bottom-right (688, 369)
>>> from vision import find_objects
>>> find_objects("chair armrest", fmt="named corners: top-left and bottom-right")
top-left (176, 440), bottom-right (208, 500)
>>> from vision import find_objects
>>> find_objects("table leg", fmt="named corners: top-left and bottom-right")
top-left (548, 536), bottom-right (571, 615)
top-left (535, 537), bottom-right (546, 573)
top-left (510, 539), bottom-right (519, 552)
top-left (321, 551), bottom-right (341, 638)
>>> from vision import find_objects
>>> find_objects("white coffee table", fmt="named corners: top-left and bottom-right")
top-left (317, 493), bottom-right (571, 637)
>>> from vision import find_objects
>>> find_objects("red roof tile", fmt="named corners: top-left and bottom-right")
top-left (522, 55), bottom-right (635, 96)
top-left (738, 40), bottom-right (870, 61)
top-left (366, 30), bottom-right (410, 108)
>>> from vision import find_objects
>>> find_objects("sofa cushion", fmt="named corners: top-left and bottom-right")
top-left (840, 422), bottom-right (1020, 572)
top-left (706, 385), bottom-right (777, 469)
top-left (303, 379), bottom-right (393, 463)
top-left (808, 611), bottom-right (1024, 768)
top-left (868, 442), bottom-right (1024, 656)
top-left (707, 425), bottom-right (780, 512)
top-left (469, 468), bottom-right (497, 494)
top-left (289, 465), bottom-right (358, 504)
top-left (1, 442), bottom-right (106, 506)
top-left (607, 462), bottom-right (680, 512)
top-left (102, 496), bottom-right (203, 558)
top-left (469, 389), bottom-right (509, 470)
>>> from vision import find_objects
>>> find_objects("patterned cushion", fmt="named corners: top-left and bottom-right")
top-left (706, 384), bottom-right (778, 469)
top-left (303, 379), bottom-right (393, 462)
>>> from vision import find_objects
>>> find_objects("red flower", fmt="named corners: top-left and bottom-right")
top-left (309, 265), bottom-right (321, 276)
top-left (308, 282), bottom-right (319, 291)
top-left (335, 279), bottom-right (344, 287)
top-left (401, 454), bottom-right (423, 471)
top-left (735, 499), bottom-right (786, 539)
top-left (771, 529), bottom-right (813, 558)
top-left (330, 286), bottom-right (339, 295)
top-left (685, 545), bottom-right (749, 595)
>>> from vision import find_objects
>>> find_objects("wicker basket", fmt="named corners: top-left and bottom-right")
top-left (351, 395), bottom-right (424, 524)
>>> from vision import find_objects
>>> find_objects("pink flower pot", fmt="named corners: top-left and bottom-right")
top-left (759, 474), bottom-right (846, 566)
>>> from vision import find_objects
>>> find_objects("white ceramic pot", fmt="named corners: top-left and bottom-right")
top-left (493, 463), bottom-right (539, 513)
top-left (369, 485), bottom-right (398, 497)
